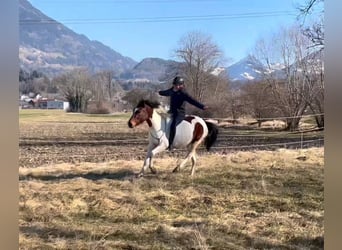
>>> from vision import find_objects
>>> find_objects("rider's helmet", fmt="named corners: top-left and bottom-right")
top-left (172, 76), bottom-right (185, 86)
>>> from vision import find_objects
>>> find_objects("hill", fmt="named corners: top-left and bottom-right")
top-left (19, 0), bottom-right (137, 77)
top-left (120, 57), bottom-right (180, 83)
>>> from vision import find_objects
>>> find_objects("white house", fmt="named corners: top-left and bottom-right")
top-left (38, 99), bottom-right (69, 110)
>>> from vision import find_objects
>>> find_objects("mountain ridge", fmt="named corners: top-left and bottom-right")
top-left (225, 55), bottom-right (266, 82)
top-left (19, 0), bottom-right (137, 77)
top-left (20, 0), bottom-right (294, 86)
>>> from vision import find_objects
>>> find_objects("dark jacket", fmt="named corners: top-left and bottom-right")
top-left (159, 88), bottom-right (205, 117)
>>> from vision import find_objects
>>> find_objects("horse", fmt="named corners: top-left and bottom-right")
top-left (128, 99), bottom-right (218, 177)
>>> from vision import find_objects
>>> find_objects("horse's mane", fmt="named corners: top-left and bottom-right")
top-left (136, 99), bottom-right (169, 118)
top-left (136, 99), bottom-right (160, 109)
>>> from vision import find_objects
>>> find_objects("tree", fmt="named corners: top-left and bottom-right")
top-left (19, 80), bottom-right (36, 95)
top-left (89, 71), bottom-right (115, 113)
top-left (174, 31), bottom-right (224, 102)
top-left (198, 73), bottom-right (231, 118)
top-left (93, 71), bottom-right (115, 101)
top-left (303, 49), bottom-right (324, 128)
top-left (253, 26), bottom-right (323, 131)
top-left (298, 0), bottom-right (324, 49)
top-left (57, 69), bottom-right (93, 113)
top-left (241, 82), bottom-right (281, 127)
top-left (297, 0), bottom-right (324, 129)
top-left (226, 88), bottom-right (245, 122)
top-left (19, 68), bottom-right (49, 95)
top-left (122, 89), bottom-right (159, 109)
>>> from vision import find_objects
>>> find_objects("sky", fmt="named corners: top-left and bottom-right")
top-left (26, 0), bottom-right (319, 65)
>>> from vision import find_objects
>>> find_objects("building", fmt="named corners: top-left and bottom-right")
top-left (38, 99), bottom-right (69, 110)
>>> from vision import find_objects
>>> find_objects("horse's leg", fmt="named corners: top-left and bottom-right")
top-left (173, 151), bottom-right (192, 173)
top-left (138, 144), bottom-right (154, 178)
top-left (189, 140), bottom-right (203, 176)
top-left (138, 141), bottom-right (168, 177)
top-left (148, 150), bottom-right (157, 175)
top-left (150, 143), bottom-right (168, 169)
top-left (173, 143), bottom-right (194, 173)
top-left (173, 140), bottom-right (202, 175)
top-left (190, 152), bottom-right (197, 176)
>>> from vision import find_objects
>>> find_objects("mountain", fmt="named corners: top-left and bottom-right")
top-left (224, 54), bottom-right (290, 84)
top-left (226, 55), bottom-right (265, 82)
top-left (120, 57), bottom-right (181, 83)
top-left (19, 0), bottom-right (137, 77)
top-left (23, 0), bottom-right (316, 88)
top-left (289, 49), bottom-right (324, 75)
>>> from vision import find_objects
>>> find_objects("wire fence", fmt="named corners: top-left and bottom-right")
top-left (210, 138), bottom-right (323, 150)
top-left (207, 113), bottom-right (324, 121)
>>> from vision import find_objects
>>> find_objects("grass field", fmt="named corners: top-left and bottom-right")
top-left (19, 110), bottom-right (324, 249)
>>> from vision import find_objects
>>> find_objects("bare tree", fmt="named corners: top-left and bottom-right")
top-left (122, 88), bottom-right (159, 109)
top-left (19, 69), bottom-right (50, 95)
top-left (253, 26), bottom-right (322, 131)
top-left (94, 70), bottom-right (115, 101)
top-left (303, 49), bottom-right (324, 128)
top-left (241, 82), bottom-right (281, 127)
top-left (298, 0), bottom-right (324, 49)
top-left (19, 80), bottom-right (36, 95)
top-left (174, 31), bottom-right (224, 102)
top-left (57, 69), bottom-right (93, 113)
top-left (298, 0), bottom-right (323, 14)
top-left (88, 71), bottom-right (116, 113)
top-left (302, 21), bottom-right (324, 49)
top-left (227, 88), bottom-right (245, 122)
top-left (186, 73), bottom-right (231, 118)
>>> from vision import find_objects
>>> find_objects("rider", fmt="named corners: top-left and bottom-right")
top-left (158, 76), bottom-right (208, 151)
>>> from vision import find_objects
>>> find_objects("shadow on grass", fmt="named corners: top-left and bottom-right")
top-left (206, 223), bottom-right (324, 250)
top-left (19, 169), bottom-right (136, 182)
top-left (288, 236), bottom-right (324, 250)
top-left (20, 225), bottom-right (92, 240)
top-left (245, 234), bottom-right (324, 250)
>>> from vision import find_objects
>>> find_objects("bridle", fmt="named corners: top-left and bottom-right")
top-left (130, 103), bottom-right (169, 144)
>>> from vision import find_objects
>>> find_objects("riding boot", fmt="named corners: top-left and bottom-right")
top-left (168, 127), bottom-right (175, 151)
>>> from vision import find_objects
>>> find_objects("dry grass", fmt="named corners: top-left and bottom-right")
top-left (19, 109), bottom-right (131, 122)
top-left (19, 109), bottom-right (324, 249)
top-left (19, 148), bottom-right (324, 250)
top-left (19, 110), bottom-right (138, 140)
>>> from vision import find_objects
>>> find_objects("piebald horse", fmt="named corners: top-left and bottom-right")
top-left (128, 99), bottom-right (218, 177)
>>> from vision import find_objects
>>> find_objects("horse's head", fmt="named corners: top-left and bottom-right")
top-left (128, 99), bottom-right (160, 128)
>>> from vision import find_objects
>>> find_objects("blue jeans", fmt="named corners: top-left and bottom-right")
top-left (168, 113), bottom-right (184, 149)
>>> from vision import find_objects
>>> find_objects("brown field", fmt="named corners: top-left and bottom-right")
top-left (19, 110), bottom-right (324, 249)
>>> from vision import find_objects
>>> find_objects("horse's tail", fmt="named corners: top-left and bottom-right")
top-left (204, 121), bottom-right (218, 151)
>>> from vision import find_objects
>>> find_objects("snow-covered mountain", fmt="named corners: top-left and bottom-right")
top-left (225, 55), bottom-right (266, 82)
top-left (225, 51), bottom-right (323, 84)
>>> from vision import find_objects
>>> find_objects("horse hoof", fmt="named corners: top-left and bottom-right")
top-left (136, 172), bottom-right (144, 178)
top-left (150, 167), bottom-right (157, 174)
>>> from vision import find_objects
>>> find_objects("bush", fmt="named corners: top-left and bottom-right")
top-left (85, 101), bottom-right (112, 114)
